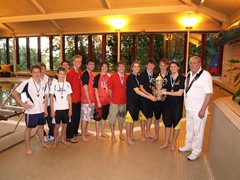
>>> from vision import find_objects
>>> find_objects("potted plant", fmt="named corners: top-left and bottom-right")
top-left (227, 59), bottom-right (240, 104)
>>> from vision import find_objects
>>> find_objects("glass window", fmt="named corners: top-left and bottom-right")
top-left (106, 34), bottom-right (117, 72)
top-left (205, 33), bottom-right (219, 75)
top-left (65, 35), bottom-right (75, 65)
top-left (0, 38), bottom-right (7, 64)
top-left (52, 36), bottom-right (60, 70)
top-left (121, 34), bottom-right (133, 71)
top-left (29, 37), bottom-right (38, 66)
top-left (189, 33), bottom-right (201, 59)
top-left (9, 38), bottom-right (13, 65)
top-left (78, 35), bottom-right (88, 69)
top-left (153, 33), bottom-right (164, 69)
top-left (92, 35), bottom-right (102, 71)
top-left (18, 37), bottom-right (27, 70)
top-left (41, 37), bottom-right (50, 70)
top-left (137, 34), bottom-right (149, 67)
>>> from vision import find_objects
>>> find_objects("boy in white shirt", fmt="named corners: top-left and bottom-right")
top-left (50, 67), bottom-right (72, 147)
top-left (12, 64), bottom-right (49, 155)
top-left (38, 62), bottom-right (54, 142)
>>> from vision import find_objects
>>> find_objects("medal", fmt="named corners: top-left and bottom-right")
top-left (58, 81), bottom-right (65, 100)
top-left (33, 79), bottom-right (41, 98)
top-left (171, 90), bottom-right (174, 92)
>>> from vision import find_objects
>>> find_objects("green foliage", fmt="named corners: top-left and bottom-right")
top-left (227, 59), bottom-right (240, 103)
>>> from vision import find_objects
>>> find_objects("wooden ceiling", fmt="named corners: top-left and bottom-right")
top-left (0, 0), bottom-right (239, 37)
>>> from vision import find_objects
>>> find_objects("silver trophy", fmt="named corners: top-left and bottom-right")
top-left (152, 75), bottom-right (167, 101)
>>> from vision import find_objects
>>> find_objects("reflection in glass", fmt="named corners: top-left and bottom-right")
top-left (52, 36), bottom-right (60, 70)
top-left (92, 35), bottom-right (102, 71)
top-left (0, 38), bottom-right (7, 64)
top-left (29, 37), bottom-right (38, 66)
top-left (18, 38), bottom-right (27, 70)
top-left (106, 34), bottom-right (117, 72)
top-left (41, 37), bottom-right (50, 70)
top-left (65, 36), bottom-right (75, 65)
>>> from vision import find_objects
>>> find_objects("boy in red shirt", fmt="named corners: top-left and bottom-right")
top-left (107, 61), bottom-right (128, 143)
top-left (66, 54), bottom-right (82, 143)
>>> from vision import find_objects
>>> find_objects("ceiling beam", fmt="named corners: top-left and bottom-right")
top-left (51, 20), bottom-right (62, 30)
top-left (30, 0), bottom-right (46, 14)
top-left (230, 9), bottom-right (240, 24)
top-left (30, 0), bottom-right (62, 31)
top-left (179, 0), bottom-right (227, 23)
top-left (1, 23), bottom-right (15, 32)
top-left (0, 5), bottom-right (194, 23)
top-left (196, 6), bottom-right (228, 23)
top-left (102, 0), bottom-right (111, 9)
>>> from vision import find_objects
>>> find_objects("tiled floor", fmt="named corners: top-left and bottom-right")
top-left (0, 85), bottom-right (230, 180)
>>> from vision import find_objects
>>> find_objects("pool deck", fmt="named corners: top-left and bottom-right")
top-left (0, 85), bottom-right (230, 180)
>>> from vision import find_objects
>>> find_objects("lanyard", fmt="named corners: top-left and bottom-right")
top-left (185, 69), bottom-right (204, 94)
top-left (33, 79), bottom-right (41, 97)
top-left (148, 72), bottom-right (152, 84)
top-left (170, 75), bottom-right (178, 91)
top-left (118, 72), bottom-right (124, 86)
top-left (58, 81), bottom-right (65, 98)
top-left (132, 73), bottom-right (139, 86)
top-left (101, 73), bottom-right (108, 88)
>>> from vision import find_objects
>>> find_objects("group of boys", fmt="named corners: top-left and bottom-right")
top-left (13, 55), bottom-right (212, 161)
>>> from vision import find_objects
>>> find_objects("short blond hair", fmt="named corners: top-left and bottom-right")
top-left (72, 54), bottom-right (82, 61)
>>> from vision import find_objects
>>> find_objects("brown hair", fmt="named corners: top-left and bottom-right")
top-left (30, 64), bottom-right (41, 73)
top-left (86, 58), bottom-right (95, 65)
top-left (61, 60), bottom-right (70, 66)
top-left (117, 61), bottom-right (126, 67)
top-left (146, 58), bottom-right (156, 65)
top-left (131, 60), bottom-right (141, 68)
top-left (101, 61), bottom-right (109, 68)
top-left (57, 67), bottom-right (66, 74)
top-left (169, 61), bottom-right (180, 67)
top-left (38, 62), bottom-right (46, 68)
top-left (159, 58), bottom-right (169, 65)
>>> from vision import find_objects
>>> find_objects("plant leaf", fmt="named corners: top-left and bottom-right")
top-left (232, 88), bottom-right (240, 100)
top-left (228, 59), bottom-right (240, 63)
top-left (234, 73), bottom-right (240, 83)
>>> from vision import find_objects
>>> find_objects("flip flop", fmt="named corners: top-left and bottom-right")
top-left (66, 139), bottom-right (78, 143)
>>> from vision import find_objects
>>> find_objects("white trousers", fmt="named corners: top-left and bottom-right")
top-left (185, 110), bottom-right (208, 156)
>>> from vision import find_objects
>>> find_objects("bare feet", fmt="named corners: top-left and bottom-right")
top-left (141, 136), bottom-right (146, 142)
top-left (111, 136), bottom-right (117, 143)
top-left (120, 135), bottom-right (126, 141)
top-left (146, 134), bottom-right (154, 139)
top-left (127, 138), bottom-right (135, 145)
top-left (51, 142), bottom-right (57, 148)
top-left (81, 137), bottom-right (89, 142)
top-left (26, 149), bottom-right (33, 155)
top-left (67, 138), bottom-right (78, 143)
top-left (101, 134), bottom-right (109, 138)
top-left (41, 143), bottom-right (50, 148)
top-left (160, 143), bottom-right (168, 150)
top-left (171, 145), bottom-right (176, 151)
top-left (131, 136), bottom-right (138, 140)
top-left (96, 135), bottom-right (102, 141)
top-left (61, 140), bottom-right (69, 145)
top-left (150, 137), bottom-right (159, 142)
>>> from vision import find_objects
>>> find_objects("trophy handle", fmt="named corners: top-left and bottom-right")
top-left (163, 78), bottom-right (168, 86)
